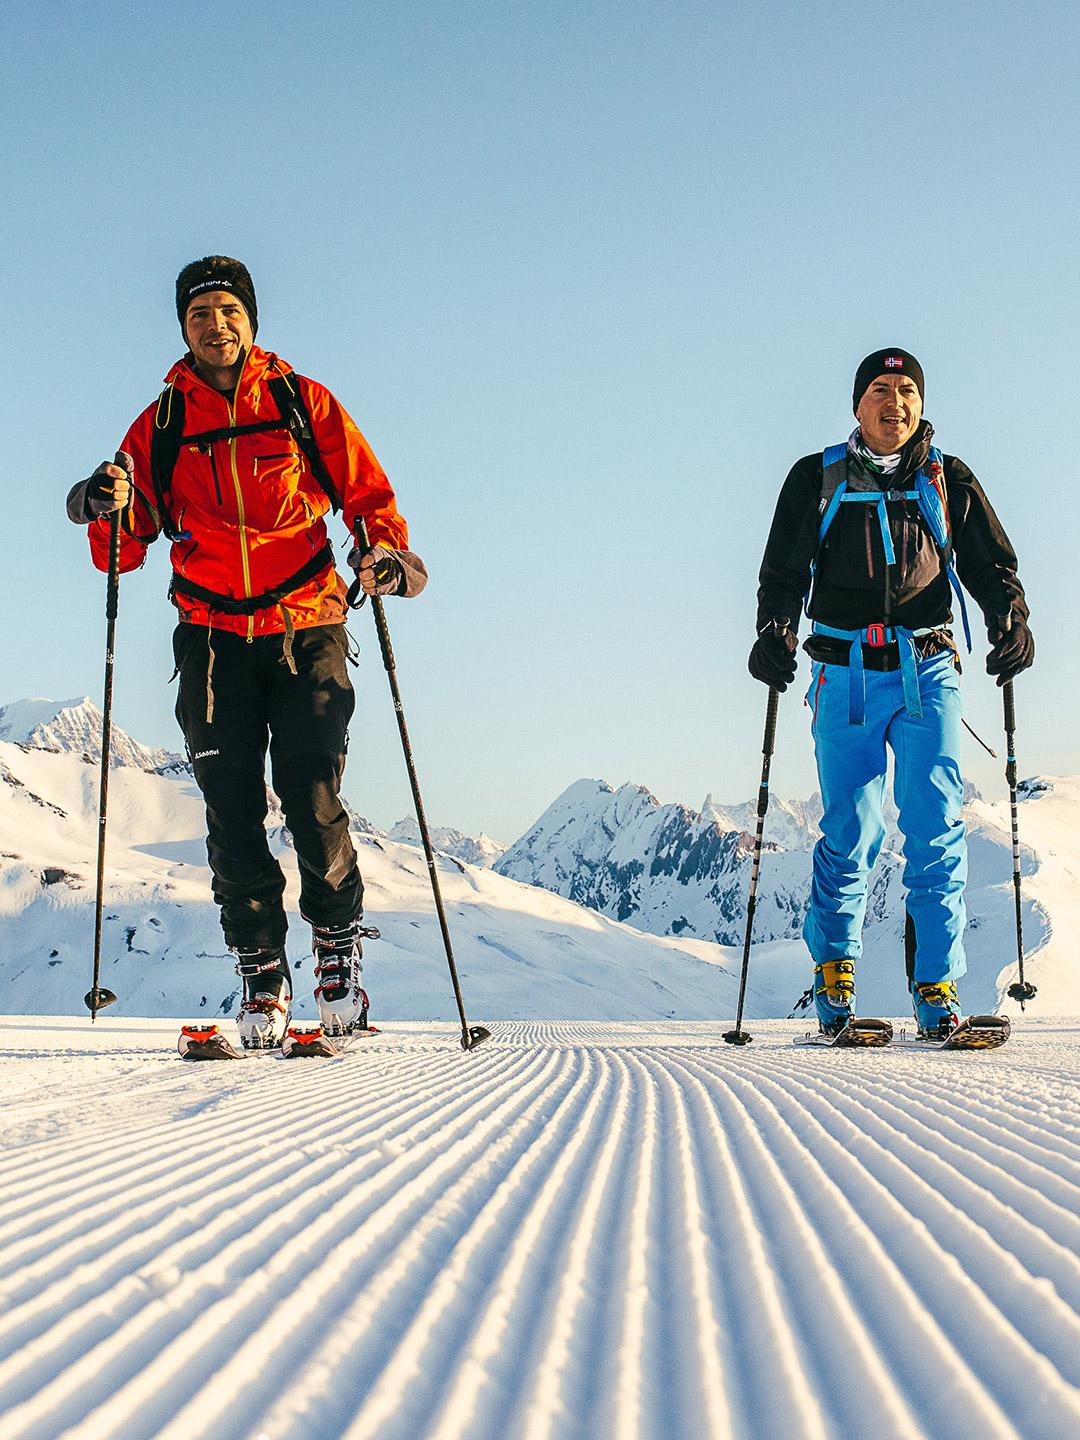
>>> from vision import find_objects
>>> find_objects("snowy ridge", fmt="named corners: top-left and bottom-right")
top-left (496, 778), bottom-right (823, 942)
top-left (2, 1016), bottom-right (1079, 1439)
top-left (0, 738), bottom-right (782, 1024)
top-left (0, 697), bottom-right (178, 772)
top-left (494, 775), bottom-right (1073, 1014)
top-left (0, 736), bottom-right (1074, 1021)
top-left (388, 816), bottom-right (504, 867)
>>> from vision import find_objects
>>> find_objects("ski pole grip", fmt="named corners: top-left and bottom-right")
top-left (345, 516), bottom-right (372, 609)
top-left (761, 617), bottom-right (788, 757)
top-left (763, 686), bottom-right (779, 757)
top-left (105, 511), bottom-right (122, 621)
top-left (1003, 680), bottom-right (1016, 737)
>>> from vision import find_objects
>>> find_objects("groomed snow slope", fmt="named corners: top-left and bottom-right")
top-left (2, 1016), bottom-right (1079, 1440)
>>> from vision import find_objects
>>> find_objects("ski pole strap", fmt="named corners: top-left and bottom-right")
top-left (169, 542), bottom-right (335, 615)
top-left (811, 621), bottom-right (936, 725)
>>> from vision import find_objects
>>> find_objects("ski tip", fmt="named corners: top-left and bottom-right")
top-left (282, 1025), bottom-right (339, 1059)
top-left (177, 1023), bottom-right (245, 1060)
top-left (948, 1014), bottom-right (1011, 1050)
top-left (794, 1017), bottom-right (893, 1048)
top-left (832, 1018), bottom-right (893, 1047)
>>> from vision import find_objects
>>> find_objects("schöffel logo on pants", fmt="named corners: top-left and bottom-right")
top-left (193, 749), bottom-right (220, 760)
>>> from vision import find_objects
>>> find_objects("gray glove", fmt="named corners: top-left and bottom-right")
top-left (346, 543), bottom-right (405, 596)
top-left (67, 452), bottom-right (134, 523)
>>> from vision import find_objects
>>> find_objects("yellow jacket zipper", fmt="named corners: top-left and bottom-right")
top-left (225, 357), bottom-right (255, 640)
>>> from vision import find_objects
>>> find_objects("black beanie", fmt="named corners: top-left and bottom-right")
top-left (852, 348), bottom-right (924, 414)
top-left (176, 256), bottom-right (258, 338)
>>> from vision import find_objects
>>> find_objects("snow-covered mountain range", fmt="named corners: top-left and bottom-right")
top-left (0, 696), bottom-right (178, 771)
top-left (494, 772), bottom-right (1077, 1015)
top-left (497, 779), bottom-right (819, 942)
top-left (1, 696), bottom-right (1075, 1021)
top-left (388, 816), bottom-right (504, 868)
top-left (0, 701), bottom-right (759, 1023)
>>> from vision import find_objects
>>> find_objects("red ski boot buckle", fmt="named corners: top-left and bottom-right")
top-left (865, 624), bottom-right (887, 647)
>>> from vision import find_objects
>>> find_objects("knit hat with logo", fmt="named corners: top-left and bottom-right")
top-left (852, 348), bottom-right (924, 413)
top-left (176, 256), bottom-right (258, 338)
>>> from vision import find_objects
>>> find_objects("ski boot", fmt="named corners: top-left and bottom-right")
top-left (814, 959), bottom-right (856, 1037)
top-left (309, 916), bottom-right (381, 1036)
top-left (233, 946), bottom-right (292, 1050)
top-left (911, 979), bottom-right (962, 1041)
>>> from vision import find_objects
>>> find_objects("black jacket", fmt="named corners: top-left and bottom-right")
top-left (755, 422), bottom-right (1028, 648)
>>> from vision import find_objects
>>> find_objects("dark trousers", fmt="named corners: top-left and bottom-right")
top-left (173, 622), bottom-right (362, 949)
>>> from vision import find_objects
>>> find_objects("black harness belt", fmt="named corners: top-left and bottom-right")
top-left (169, 542), bottom-right (335, 615)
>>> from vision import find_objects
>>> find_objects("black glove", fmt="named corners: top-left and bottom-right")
top-left (346, 542), bottom-right (404, 596)
top-left (83, 452), bottom-right (135, 520)
top-left (987, 615), bottom-right (1034, 686)
top-left (749, 619), bottom-right (798, 691)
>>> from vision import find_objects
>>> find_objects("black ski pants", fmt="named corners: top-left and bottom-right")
top-left (173, 622), bottom-right (362, 949)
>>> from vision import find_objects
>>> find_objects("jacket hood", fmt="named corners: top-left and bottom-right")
top-left (898, 419), bottom-right (935, 478)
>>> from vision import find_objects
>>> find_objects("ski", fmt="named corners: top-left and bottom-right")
top-left (895, 1014), bottom-right (1011, 1051)
top-left (279, 1022), bottom-right (381, 1057)
top-left (793, 1017), bottom-right (893, 1048)
top-left (282, 1024), bottom-right (339, 1058)
top-left (177, 1020), bottom-right (381, 1060)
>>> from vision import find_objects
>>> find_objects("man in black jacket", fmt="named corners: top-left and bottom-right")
top-left (749, 349), bottom-right (1033, 1039)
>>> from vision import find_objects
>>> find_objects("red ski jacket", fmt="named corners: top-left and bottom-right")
top-left (87, 346), bottom-right (410, 637)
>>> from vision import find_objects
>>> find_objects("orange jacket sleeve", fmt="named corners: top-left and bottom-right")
top-left (298, 376), bottom-right (410, 551)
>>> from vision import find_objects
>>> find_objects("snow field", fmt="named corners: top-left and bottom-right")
top-left (2, 1018), bottom-right (1080, 1439)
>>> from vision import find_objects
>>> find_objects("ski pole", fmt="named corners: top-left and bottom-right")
top-left (85, 507), bottom-right (123, 1020)
top-left (724, 629), bottom-right (787, 1046)
top-left (348, 519), bottom-right (491, 1051)
top-left (1002, 676), bottom-right (1036, 1008)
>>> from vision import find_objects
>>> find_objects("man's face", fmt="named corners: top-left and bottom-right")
top-left (183, 290), bottom-right (253, 373)
top-left (855, 374), bottom-right (923, 455)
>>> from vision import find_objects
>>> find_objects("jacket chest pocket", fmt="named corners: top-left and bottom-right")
top-left (242, 436), bottom-right (316, 530)
top-left (251, 445), bottom-right (302, 480)
top-left (247, 438), bottom-right (303, 505)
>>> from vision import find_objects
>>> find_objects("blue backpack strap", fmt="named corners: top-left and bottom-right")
top-left (805, 444), bottom-right (850, 617)
top-left (818, 444), bottom-right (849, 543)
top-left (914, 446), bottom-right (950, 549)
top-left (915, 446), bottom-right (972, 652)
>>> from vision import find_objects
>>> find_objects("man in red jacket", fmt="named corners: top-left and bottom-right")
top-left (68, 256), bottom-right (427, 1049)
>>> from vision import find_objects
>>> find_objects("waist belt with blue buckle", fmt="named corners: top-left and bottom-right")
top-left (811, 621), bottom-right (937, 725)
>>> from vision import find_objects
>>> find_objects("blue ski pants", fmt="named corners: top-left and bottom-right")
top-left (803, 649), bottom-right (967, 984)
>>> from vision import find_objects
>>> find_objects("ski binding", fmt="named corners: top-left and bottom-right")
top-left (794, 1017), bottom-right (893, 1048)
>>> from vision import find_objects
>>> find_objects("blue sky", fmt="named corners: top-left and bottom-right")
top-left (3, 0), bottom-right (1078, 840)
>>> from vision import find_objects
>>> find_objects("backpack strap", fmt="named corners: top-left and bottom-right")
top-left (805, 443), bottom-right (850, 615)
top-left (818, 443), bottom-right (849, 540)
top-left (147, 382), bottom-right (189, 542)
top-left (169, 541), bottom-right (336, 614)
top-left (266, 372), bottom-right (341, 512)
top-left (915, 447), bottom-right (972, 651)
top-left (145, 369), bottom-right (342, 543)
top-left (809, 441), bottom-right (973, 653)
